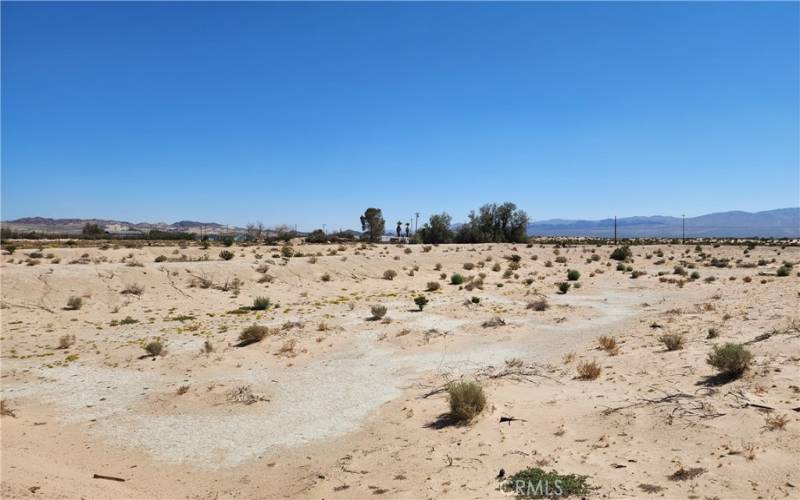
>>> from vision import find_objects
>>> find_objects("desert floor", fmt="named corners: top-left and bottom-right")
top-left (1, 241), bottom-right (798, 499)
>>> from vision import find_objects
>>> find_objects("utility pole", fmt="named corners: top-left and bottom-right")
top-left (682, 215), bottom-right (685, 245)
top-left (614, 216), bottom-right (617, 245)
top-left (414, 212), bottom-right (420, 234)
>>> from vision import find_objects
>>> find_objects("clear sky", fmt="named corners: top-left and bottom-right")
top-left (2, 2), bottom-right (798, 231)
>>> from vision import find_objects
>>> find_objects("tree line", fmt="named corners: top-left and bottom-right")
top-left (358, 202), bottom-right (530, 244)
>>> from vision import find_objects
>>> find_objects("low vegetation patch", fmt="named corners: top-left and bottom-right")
top-left (252, 296), bottom-right (270, 311)
top-left (707, 343), bottom-right (752, 378)
top-left (500, 467), bottom-right (590, 499)
top-left (659, 333), bottom-right (685, 351)
top-left (577, 359), bottom-right (601, 380)
top-left (447, 381), bottom-right (486, 423)
top-left (66, 296), bottom-right (83, 310)
top-left (370, 304), bottom-right (387, 320)
top-left (238, 325), bottom-right (270, 346)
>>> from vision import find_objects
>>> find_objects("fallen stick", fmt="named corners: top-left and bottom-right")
top-left (93, 474), bottom-right (125, 482)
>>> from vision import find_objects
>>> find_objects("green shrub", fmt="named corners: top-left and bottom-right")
top-left (471, 296), bottom-right (481, 304)
top-left (690, 271), bottom-right (700, 280)
top-left (500, 467), bottom-right (590, 499)
top-left (451, 273), bottom-right (464, 285)
top-left (566, 269), bottom-right (580, 281)
top-left (66, 296), bottom-right (83, 310)
top-left (659, 333), bottom-right (685, 351)
top-left (616, 262), bottom-right (626, 271)
top-left (219, 250), bottom-right (234, 261)
top-left (144, 339), bottom-right (164, 357)
top-left (414, 295), bottom-right (429, 311)
top-left (777, 266), bottom-right (790, 277)
top-left (558, 282), bottom-right (571, 294)
top-left (610, 246), bottom-right (632, 261)
top-left (447, 381), bottom-right (486, 423)
top-left (707, 343), bottom-right (752, 377)
top-left (370, 304), bottom-right (387, 320)
top-left (252, 297), bottom-right (270, 311)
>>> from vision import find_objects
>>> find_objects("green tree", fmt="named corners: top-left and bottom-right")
top-left (360, 208), bottom-right (385, 242)
top-left (418, 213), bottom-right (454, 244)
top-left (455, 202), bottom-right (529, 243)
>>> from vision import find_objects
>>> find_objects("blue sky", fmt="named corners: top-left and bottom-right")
top-left (2, 2), bottom-right (798, 230)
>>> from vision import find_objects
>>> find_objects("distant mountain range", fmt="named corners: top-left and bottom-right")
top-left (529, 208), bottom-right (800, 238)
top-left (3, 208), bottom-right (799, 238)
top-left (1, 217), bottom-right (239, 235)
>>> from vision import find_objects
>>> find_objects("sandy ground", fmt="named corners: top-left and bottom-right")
top-left (1, 241), bottom-right (798, 499)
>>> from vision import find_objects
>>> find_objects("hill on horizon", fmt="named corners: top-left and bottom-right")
top-left (529, 208), bottom-right (799, 238)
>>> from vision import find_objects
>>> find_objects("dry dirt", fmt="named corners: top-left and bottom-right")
top-left (1, 241), bottom-right (798, 499)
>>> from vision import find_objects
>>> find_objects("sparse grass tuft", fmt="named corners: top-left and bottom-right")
top-left (252, 296), bottom-right (270, 311)
top-left (577, 359), bottom-right (601, 380)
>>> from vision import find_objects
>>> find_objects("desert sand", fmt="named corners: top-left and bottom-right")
top-left (1, 241), bottom-right (798, 499)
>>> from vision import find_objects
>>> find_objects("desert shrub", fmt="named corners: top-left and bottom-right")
top-left (3, 245), bottom-right (16, 255)
top-left (690, 271), bottom-right (700, 280)
top-left (567, 269), bottom-right (580, 281)
top-left (66, 296), bottom-right (83, 310)
top-left (743, 276), bottom-right (752, 283)
top-left (121, 283), bottom-right (144, 295)
top-left (598, 335), bottom-right (617, 353)
top-left (238, 325), bottom-right (270, 346)
top-left (414, 295), bottom-right (429, 311)
top-left (450, 273), bottom-right (464, 285)
top-left (777, 266), bottom-right (790, 277)
top-left (403, 247), bottom-right (412, 254)
top-left (434, 263), bottom-right (442, 271)
top-left (577, 360), bottom-right (601, 380)
top-left (58, 334), bottom-right (76, 349)
top-left (463, 262), bottom-right (475, 270)
top-left (219, 250), bottom-right (234, 261)
top-left (383, 269), bottom-right (397, 280)
top-left (558, 282), bottom-right (571, 294)
top-left (610, 246), bottom-right (632, 261)
top-left (630, 270), bottom-right (646, 279)
top-left (527, 298), bottom-right (549, 311)
top-left (659, 333), bottom-right (685, 351)
top-left (321, 273), bottom-right (331, 282)
top-left (281, 245), bottom-right (294, 258)
top-left (252, 296), bottom-right (270, 311)
top-left (707, 343), bottom-right (752, 377)
top-left (482, 316), bottom-right (506, 328)
top-left (427, 281), bottom-right (441, 292)
top-left (471, 296), bottom-right (481, 304)
top-left (447, 381), bottom-right (486, 423)
top-left (144, 339), bottom-right (164, 357)
top-left (154, 255), bottom-right (168, 263)
top-left (370, 304), bottom-right (387, 320)
top-left (673, 266), bottom-right (687, 276)
top-left (500, 467), bottom-right (590, 499)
